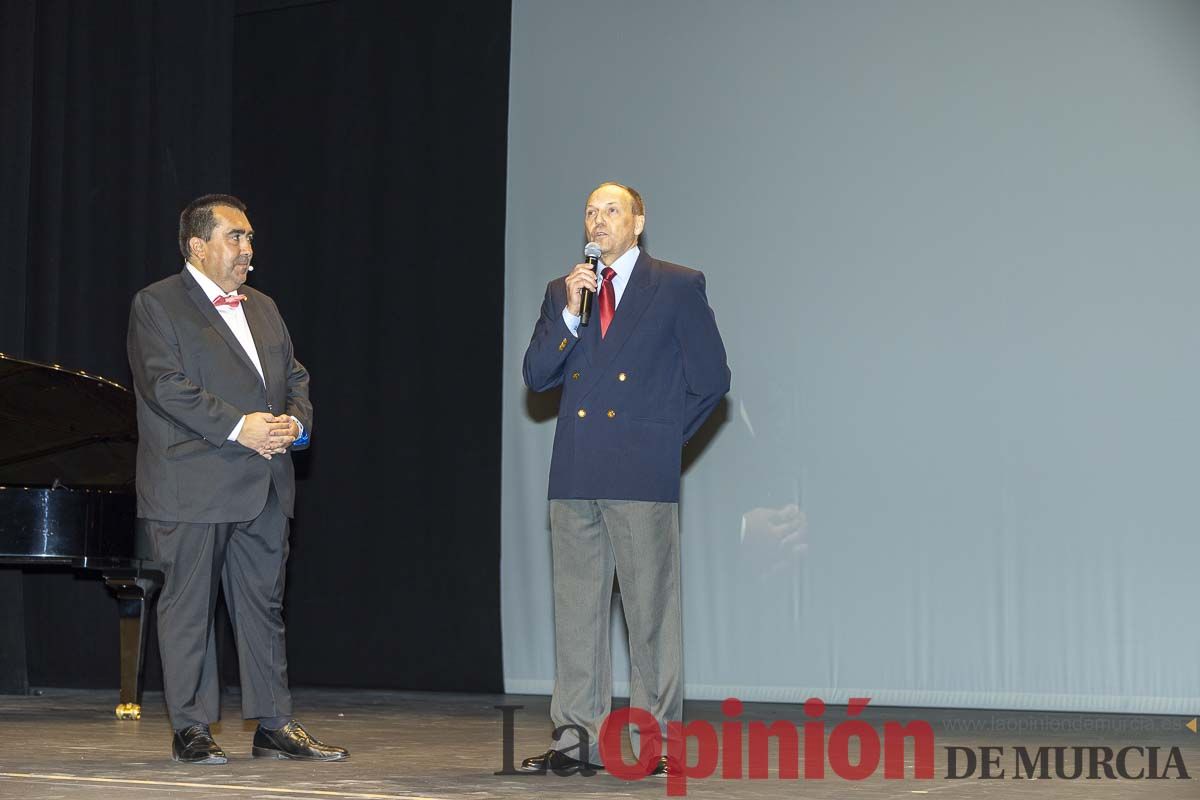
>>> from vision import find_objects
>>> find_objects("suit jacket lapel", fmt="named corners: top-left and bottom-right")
top-left (574, 252), bottom-right (659, 402)
top-left (241, 291), bottom-right (273, 390)
top-left (591, 250), bottom-right (658, 372)
top-left (180, 268), bottom-right (264, 384)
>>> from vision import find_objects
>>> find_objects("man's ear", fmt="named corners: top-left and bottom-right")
top-left (189, 237), bottom-right (206, 260)
top-left (634, 214), bottom-right (646, 238)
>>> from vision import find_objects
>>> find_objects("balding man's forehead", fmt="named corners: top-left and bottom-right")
top-left (587, 187), bottom-right (632, 206)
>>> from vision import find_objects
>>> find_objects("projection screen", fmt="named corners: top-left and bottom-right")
top-left (502, 0), bottom-right (1200, 713)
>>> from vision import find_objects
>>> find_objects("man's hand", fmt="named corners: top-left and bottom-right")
top-left (564, 263), bottom-right (599, 317)
top-left (271, 417), bottom-right (301, 450)
top-left (236, 412), bottom-right (295, 459)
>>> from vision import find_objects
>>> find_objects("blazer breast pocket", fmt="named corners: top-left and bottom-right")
top-left (266, 342), bottom-right (287, 376)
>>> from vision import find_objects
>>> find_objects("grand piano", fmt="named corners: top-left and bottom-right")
top-left (0, 352), bottom-right (161, 720)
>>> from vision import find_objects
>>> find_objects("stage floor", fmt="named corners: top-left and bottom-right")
top-left (0, 688), bottom-right (1196, 798)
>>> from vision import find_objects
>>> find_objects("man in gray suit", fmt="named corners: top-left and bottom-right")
top-left (127, 194), bottom-right (347, 764)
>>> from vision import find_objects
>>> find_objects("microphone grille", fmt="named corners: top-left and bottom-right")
top-left (583, 242), bottom-right (602, 259)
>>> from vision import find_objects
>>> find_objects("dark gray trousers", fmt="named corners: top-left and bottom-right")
top-left (143, 484), bottom-right (293, 729)
top-left (548, 499), bottom-right (682, 765)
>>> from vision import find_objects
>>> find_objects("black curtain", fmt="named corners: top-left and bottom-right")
top-left (0, 0), bottom-right (507, 694)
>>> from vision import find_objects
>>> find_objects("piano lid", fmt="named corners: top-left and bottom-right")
top-left (0, 353), bottom-right (136, 489)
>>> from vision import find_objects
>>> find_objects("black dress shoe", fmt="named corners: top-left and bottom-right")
top-left (172, 724), bottom-right (227, 765)
top-left (252, 720), bottom-right (349, 761)
top-left (519, 749), bottom-right (603, 774)
top-left (649, 755), bottom-right (681, 777)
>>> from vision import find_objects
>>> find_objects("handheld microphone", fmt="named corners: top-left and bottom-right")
top-left (580, 242), bottom-right (602, 326)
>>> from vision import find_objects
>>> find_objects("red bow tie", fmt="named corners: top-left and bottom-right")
top-left (213, 293), bottom-right (247, 309)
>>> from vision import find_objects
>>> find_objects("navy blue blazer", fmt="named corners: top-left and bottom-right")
top-left (523, 250), bottom-right (730, 502)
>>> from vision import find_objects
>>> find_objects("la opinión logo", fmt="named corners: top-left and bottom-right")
top-left (495, 698), bottom-right (1192, 796)
top-left (498, 697), bottom-right (934, 796)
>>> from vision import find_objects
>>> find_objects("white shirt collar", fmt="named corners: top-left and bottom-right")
top-left (185, 262), bottom-right (243, 302)
top-left (602, 245), bottom-right (641, 282)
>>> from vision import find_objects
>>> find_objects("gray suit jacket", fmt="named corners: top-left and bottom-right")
top-left (126, 267), bottom-right (313, 523)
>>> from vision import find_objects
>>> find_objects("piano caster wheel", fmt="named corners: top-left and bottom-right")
top-left (115, 703), bottom-right (142, 721)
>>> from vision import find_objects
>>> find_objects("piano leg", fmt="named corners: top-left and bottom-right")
top-left (103, 572), bottom-right (162, 721)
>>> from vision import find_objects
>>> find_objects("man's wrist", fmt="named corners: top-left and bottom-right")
top-left (561, 306), bottom-right (581, 338)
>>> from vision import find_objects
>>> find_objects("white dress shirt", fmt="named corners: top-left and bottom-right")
top-left (562, 245), bottom-right (640, 337)
top-left (185, 263), bottom-right (264, 442)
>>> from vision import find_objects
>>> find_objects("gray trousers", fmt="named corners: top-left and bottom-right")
top-left (143, 484), bottom-right (293, 729)
top-left (549, 499), bottom-right (682, 764)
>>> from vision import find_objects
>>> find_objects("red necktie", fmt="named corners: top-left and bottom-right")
top-left (599, 267), bottom-right (616, 338)
top-left (213, 293), bottom-right (247, 309)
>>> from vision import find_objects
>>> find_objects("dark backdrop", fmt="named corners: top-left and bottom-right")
top-left (0, 0), bottom-right (508, 694)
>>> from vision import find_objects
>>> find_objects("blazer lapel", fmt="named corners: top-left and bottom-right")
top-left (240, 290), bottom-right (273, 390)
top-left (573, 252), bottom-right (659, 402)
top-left (180, 268), bottom-right (264, 384)
top-left (591, 250), bottom-right (659, 372)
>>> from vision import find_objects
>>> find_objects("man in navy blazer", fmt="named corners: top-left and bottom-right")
top-left (521, 182), bottom-right (730, 776)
